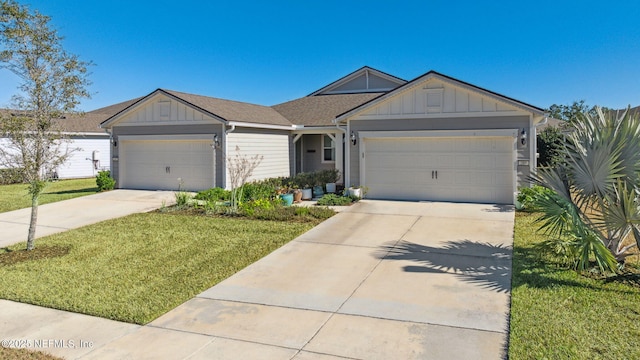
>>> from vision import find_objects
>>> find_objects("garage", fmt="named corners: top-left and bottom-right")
top-left (119, 137), bottom-right (214, 191)
top-left (362, 134), bottom-right (515, 204)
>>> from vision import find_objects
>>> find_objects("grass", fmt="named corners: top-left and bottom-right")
top-left (509, 212), bottom-right (640, 360)
top-left (0, 178), bottom-right (98, 213)
top-left (0, 347), bottom-right (62, 360)
top-left (0, 212), bottom-right (320, 325)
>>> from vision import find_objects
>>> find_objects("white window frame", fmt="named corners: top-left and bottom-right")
top-left (321, 134), bottom-right (336, 163)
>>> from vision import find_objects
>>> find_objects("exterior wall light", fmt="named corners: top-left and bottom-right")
top-left (520, 128), bottom-right (527, 146)
top-left (212, 134), bottom-right (220, 148)
top-left (110, 136), bottom-right (117, 147)
top-left (350, 131), bottom-right (357, 146)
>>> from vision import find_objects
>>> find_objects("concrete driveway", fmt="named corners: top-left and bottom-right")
top-left (81, 200), bottom-right (514, 360)
top-left (0, 189), bottom-right (175, 248)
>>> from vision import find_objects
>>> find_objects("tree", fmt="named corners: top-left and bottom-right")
top-left (547, 100), bottom-right (591, 123)
top-left (0, 0), bottom-right (91, 250)
top-left (226, 146), bottom-right (263, 214)
top-left (533, 107), bottom-right (640, 272)
top-left (536, 125), bottom-right (565, 168)
top-left (547, 100), bottom-right (611, 124)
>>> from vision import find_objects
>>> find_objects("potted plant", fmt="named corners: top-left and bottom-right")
top-left (312, 171), bottom-right (324, 198)
top-left (347, 185), bottom-right (368, 198)
top-left (276, 186), bottom-right (294, 206)
top-left (293, 172), bottom-right (313, 200)
top-left (322, 169), bottom-right (340, 193)
top-left (301, 173), bottom-right (313, 200)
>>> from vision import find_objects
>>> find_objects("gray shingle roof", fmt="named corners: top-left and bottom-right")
top-left (161, 89), bottom-right (293, 126)
top-left (272, 93), bottom-right (384, 126)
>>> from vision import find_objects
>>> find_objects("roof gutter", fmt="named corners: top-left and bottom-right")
top-left (226, 121), bottom-right (295, 131)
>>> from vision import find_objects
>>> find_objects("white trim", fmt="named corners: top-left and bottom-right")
top-left (321, 88), bottom-right (394, 95)
top-left (112, 120), bottom-right (215, 127)
top-left (118, 134), bottom-right (215, 142)
top-left (292, 126), bottom-right (342, 133)
top-left (309, 67), bottom-right (406, 96)
top-left (62, 132), bottom-right (109, 137)
top-left (321, 134), bottom-right (336, 164)
top-left (350, 110), bottom-right (529, 121)
top-left (227, 121), bottom-right (295, 131)
top-left (357, 131), bottom-right (518, 204)
top-left (335, 72), bottom-right (545, 123)
top-left (358, 129), bottom-right (519, 139)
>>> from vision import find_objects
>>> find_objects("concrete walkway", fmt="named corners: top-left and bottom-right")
top-left (0, 189), bottom-right (176, 248)
top-left (0, 200), bottom-right (514, 359)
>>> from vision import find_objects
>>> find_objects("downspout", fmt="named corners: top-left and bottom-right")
top-left (222, 124), bottom-right (235, 189)
top-left (104, 128), bottom-right (115, 184)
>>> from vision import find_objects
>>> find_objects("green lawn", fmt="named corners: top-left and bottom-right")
top-left (509, 212), bottom-right (640, 359)
top-left (0, 346), bottom-right (62, 360)
top-left (0, 178), bottom-right (98, 213)
top-left (0, 212), bottom-right (318, 324)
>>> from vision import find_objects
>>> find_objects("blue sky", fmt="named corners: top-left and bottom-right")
top-left (1, 0), bottom-right (639, 111)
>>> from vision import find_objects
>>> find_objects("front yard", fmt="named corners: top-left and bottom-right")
top-left (0, 212), bottom-right (321, 324)
top-left (0, 178), bottom-right (98, 213)
top-left (509, 212), bottom-right (640, 359)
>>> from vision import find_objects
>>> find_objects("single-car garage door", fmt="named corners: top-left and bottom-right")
top-left (363, 137), bottom-right (514, 204)
top-left (120, 139), bottom-right (214, 191)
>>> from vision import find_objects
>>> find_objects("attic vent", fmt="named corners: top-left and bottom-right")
top-left (425, 88), bottom-right (444, 113)
top-left (158, 101), bottom-right (170, 119)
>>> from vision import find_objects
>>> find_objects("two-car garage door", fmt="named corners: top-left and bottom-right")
top-left (120, 139), bottom-right (214, 191)
top-left (363, 136), bottom-right (515, 204)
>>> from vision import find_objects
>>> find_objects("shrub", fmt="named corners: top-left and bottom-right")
top-left (195, 187), bottom-right (230, 202)
top-left (240, 198), bottom-right (276, 216)
top-left (317, 193), bottom-right (352, 206)
top-left (96, 170), bottom-right (115, 191)
top-left (537, 126), bottom-right (565, 167)
top-left (516, 185), bottom-right (555, 212)
top-left (241, 181), bottom-right (277, 202)
top-left (248, 204), bottom-right (335, 222)
top-left (0, 167), bottom-right (24, 185)
top-left (318, 169), bottom-right (340, 184)
top-left (174, 191), bottom-right (192, 208)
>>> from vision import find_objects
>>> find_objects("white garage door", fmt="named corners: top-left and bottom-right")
top-left (120, 139), bottom-right (214, 191)
top-left (363, 137), bottom-right (514, 204)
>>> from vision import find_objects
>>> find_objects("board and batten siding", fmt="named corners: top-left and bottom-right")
top-left (356, 79), bottom-right (518, 118)
top-left (225, 130), bottom-right (290, 188)
top-left (114, 93), bottom-right (218, 126)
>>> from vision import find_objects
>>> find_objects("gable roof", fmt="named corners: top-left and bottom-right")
top-left (1, 97), bottom-right (140, 134)
top-left (335, 70), bottom-right (547, 122)
top-left (101, 89), bottom-right (293, 128)
top-left (272, 93), bottom-right (383, 126)
top-left (307, 66), bottom-right (406, 96)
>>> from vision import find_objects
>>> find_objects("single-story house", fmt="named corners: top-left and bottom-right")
top-left (0, 98), bottom-right (138, 179)
top-left (100, 66), bottom-right (549, 204)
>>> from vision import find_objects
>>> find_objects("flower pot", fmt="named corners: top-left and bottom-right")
top-left (293, 189), bottom-right (303, 203)
top-left (312, 185), bottom-right (324, 198)
top-left (280, 193), bottom-right (294, 206)
top-left (348, 187), bottom-right (362, 198)
top-left (326, 182), bottom-right (336, 193)
top-left (301, 188), bottom-right (312, 200)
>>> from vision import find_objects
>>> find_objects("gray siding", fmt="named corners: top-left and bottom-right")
top-left (300, 134), bottom-right (334, 173)
top-left (111, 124), bottom-right (223, 188)
top-left (349, 115), bottom-right (531, 187)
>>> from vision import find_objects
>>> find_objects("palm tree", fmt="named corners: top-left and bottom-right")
top-left (534, 107), bottom-right (640, 272)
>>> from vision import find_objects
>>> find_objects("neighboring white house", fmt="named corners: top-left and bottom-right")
top-left (100, 66), bottom-right (550, 205)
top-left (0, 98), bottom-right (138, 180)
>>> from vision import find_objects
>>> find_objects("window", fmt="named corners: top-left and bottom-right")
top-left (322, 134), bottom-right (335, 162)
